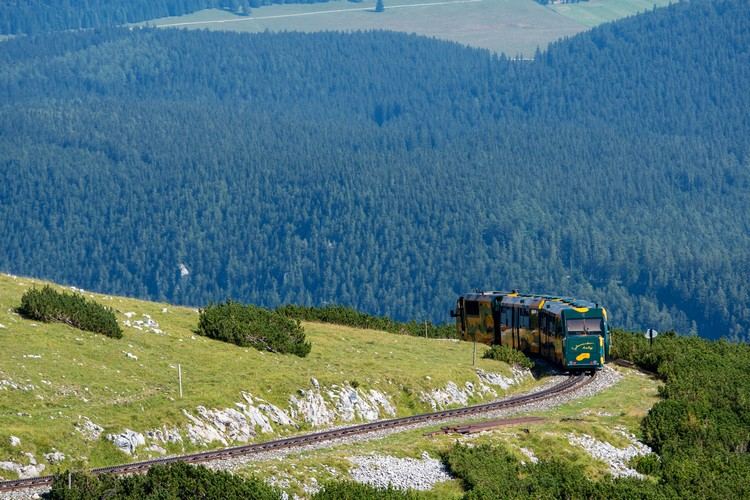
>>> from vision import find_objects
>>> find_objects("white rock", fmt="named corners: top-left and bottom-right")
top-left (367, 389), bottom-right (396, 417)
top-left (124, 312), bottom-right (136, 318)
top-left (182, 406), bottom-right (256, 446)
top-left (44, 451), bottom-right (65, 464)
top-left (107, 429), bottom-right (146, 455)
top-left (289, 388), bottom-right (336, 427)
top-left (476, 368), bottom-right (514, 390)
top-left (0, 461), bottom-right (45, 479)
top-left (236, 402), bottom-right (274, 434)
top-left (9, 436), bottom-right (20, 447)
top-left (0, 323), bottom-right (6, 329)
top-left (258, 402), bottom-right (295, 427)
top-left (519, 447), bottom-right (539, 464)
top-left (420, 381), bottom-right (470, 410)
top-left (75, 416), bottom-right (104, 441)
top-left (146, 426), bottom-right (182, 444)
top-left (147, 445), bottom-right (167, 455)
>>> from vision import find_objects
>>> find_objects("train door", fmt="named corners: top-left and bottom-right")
top-left (512, 307), bottom-right (519, 349)
top-left (492, 300), bottom-right (502, 345)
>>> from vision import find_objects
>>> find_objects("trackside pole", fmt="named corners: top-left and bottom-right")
top-left (473, 334), bottom-right (477, 366)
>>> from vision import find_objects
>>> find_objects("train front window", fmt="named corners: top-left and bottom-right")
top-left (566, 318), bottom-right (602, 335)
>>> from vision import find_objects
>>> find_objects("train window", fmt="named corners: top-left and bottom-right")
top-left (465, 301), bottom-right (480, 316)
top-left (566, 318), bottom-right (602, 335)
top-left (501, 307), bottom-right (510, 326)
top-left (519, 309), bottom-right (530, 328)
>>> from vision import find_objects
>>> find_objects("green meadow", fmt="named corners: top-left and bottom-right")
top-left (0, 273), bottom-right (536, 476)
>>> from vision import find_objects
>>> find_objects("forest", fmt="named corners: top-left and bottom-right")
top-left (0, 0), bottom-right (348, 35)
top-left (1, 0), bottom-right (748, 341)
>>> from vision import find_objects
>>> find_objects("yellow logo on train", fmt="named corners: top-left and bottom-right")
top-left (571, 342), bottom-right (594, 351)
top-left (576, 352), bottom-right (591, 361)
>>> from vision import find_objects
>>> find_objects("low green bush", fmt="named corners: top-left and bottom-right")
top-left (48, 462), bottom-right (280, 499)
top-left (443, 443), bottom-right (669, 499)
top-left (312, 480), bottom-right (421, 499)
top-left (481, 345), bottom-right (534, 369)
top-left (197, 300), bottom-right (311, 357)
top-left (276, 304), bottom-right (456, 339)
top-left (630, 453), bottom-right (662, 476)
top-left (18, 285), bottom-right (122, 338)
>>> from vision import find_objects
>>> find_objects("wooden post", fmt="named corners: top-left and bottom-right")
top-left (473, 333), bottom-right (477, 366)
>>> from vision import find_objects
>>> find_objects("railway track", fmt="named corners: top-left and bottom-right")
top-left (0, 373), bottom-right (594, 493)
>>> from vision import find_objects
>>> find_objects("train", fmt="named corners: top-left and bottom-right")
top-left (452, 291), bottom-right (611, 372)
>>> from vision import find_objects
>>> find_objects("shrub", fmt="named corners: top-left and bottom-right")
top-left (276, 304), bottom-right (456, 339)
top-left (312, 480), bottom-right (421, 499)
top-left (630, 453), bottom-right (662, 476)
top-left (48, 462), bottom-right (280, 499)
top-left (197, 300), bottom-right (311, 357)
top-left (481, 345), bottom-right (534, 369)
top-left (18, 285), bottom-right (122, 338)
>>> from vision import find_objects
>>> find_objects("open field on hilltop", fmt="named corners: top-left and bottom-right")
top-left (551, 0), bottom-right (672, 27)
top-left (0, 273), bottom-right (540, 477)
top-left (237, 365), bottom-right (661, 497)
top-left (140, 0), bottom-right (671, 55)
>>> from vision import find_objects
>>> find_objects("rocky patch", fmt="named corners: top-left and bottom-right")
top-left (568, 426), bottom-right (653, 478)
top-left (74, 416), bottom-right (103, 441)
top-left (349, 452), bottom-right (451, 491)
top-left (289, 380), bottom-right (396, 427)
top-left (107, 429), bottom-right (146, 455)
top-left (0, 377), bottom-right (35, 391)
top-left (0, 453), bottom-right (45, 480)
top-left (122, 313), bottom-right (163, 334)
top-left (146, 426), bottom-right (182, 445)
top-left (421, 368), bottom-right (530, 410)
top-left (43, 450), bottom-right (65, 464)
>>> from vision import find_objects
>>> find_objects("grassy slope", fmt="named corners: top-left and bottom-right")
top-left (238, 366), bottom-right (660, 497)
top-left (139, 0), bottom-right (671, 55)
top-left (0, 273), bottom-right (536, 477)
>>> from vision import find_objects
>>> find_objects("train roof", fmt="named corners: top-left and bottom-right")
top-left (459, 290), bottom-right (604, 317)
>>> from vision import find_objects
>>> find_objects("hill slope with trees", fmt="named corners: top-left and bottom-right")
top-left (0, 0), bottom-right (748, 340)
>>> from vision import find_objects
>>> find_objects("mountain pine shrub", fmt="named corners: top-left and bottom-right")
top-left (197, 300), bottom-right (311, 357)
top-left (18, 286), bottom-right (122, 338)
top-left (482, 345), bottom-right (534, 369)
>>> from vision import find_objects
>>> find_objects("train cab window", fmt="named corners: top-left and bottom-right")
top-left (566, 318), bottom-right (602, 335)
top-left (465, 301), bottom-right (480, 316)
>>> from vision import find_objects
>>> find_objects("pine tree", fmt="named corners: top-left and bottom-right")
top-left (375, 0), bottom-right (384, 12)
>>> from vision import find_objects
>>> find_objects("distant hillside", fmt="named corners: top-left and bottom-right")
top-left (0, 0), bottom-right (748, 340)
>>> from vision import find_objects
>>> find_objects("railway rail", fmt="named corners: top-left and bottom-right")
top-left (0, 373), bottom-right (594, 493)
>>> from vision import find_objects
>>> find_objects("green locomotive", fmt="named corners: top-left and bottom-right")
top-left (452, 291), bottom-right (610, 372)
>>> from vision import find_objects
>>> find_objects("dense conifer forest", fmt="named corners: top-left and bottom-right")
top-left (1, 0), bottom-right (748, 341)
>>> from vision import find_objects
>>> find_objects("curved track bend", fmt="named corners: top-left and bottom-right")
top-left (0, 373), bottom-right (594, 493)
